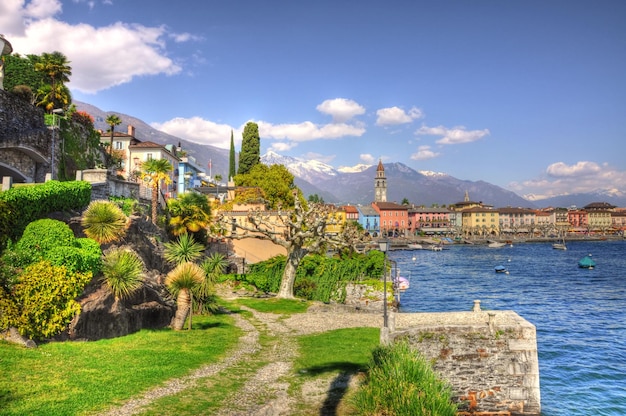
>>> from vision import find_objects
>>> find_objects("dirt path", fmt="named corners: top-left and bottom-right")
top-left (95, 305), bottom-right (383, 416)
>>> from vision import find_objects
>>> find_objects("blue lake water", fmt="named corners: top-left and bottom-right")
top-left (389, 240), bottom-right (626, 416)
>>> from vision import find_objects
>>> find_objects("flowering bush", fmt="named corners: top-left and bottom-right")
top-left (71, 110), bottom-right (95, 128)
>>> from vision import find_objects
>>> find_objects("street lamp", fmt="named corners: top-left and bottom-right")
top-left (378, 239), bottom-right (390, 328)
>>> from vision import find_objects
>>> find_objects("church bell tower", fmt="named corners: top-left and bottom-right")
top-left (374, 159), bottom-right (387, 202)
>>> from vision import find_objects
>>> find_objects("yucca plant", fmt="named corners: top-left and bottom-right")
top-left (163, 233), bottom-right (204, 265)
top-left (166, 262), bottom-right (204, 330)
top-left (101, 248), bottom-right (144, 300)
top-left (196, 253), bottom-right (228, 313)
top-left (82, 200), bottom-right (129, 244)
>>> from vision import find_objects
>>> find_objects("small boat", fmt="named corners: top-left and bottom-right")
top-left (393, 276), bottom-right (410, 290)
top-left (578, 254), bottom-right (596, 269)
top-left (407, 243), bottom-right (423, 250)
top-left (430, 244), bottom-right (443, 251)
top-left (488, 242), bottom-right (506, 248)
top-left (495, 265), bottom-right (509, 274)
top-left (553, 235), bottom-right (567, 250)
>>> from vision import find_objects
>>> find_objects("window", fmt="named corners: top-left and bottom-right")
top-left (147, 153), bottom-right (153, 160)
top-left (115, 141), bottom-right (123, 150)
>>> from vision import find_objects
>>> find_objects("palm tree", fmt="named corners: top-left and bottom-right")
top-left (101, 248), bottom-right (144, 300)
top-left (140, 158), bottom-right (173, 224)
top-left (105, 114), bottom-right (122, 158)
top-left (163, 233), bottom-right (204, 265)
top-left (167, 192), bottom-right (211, 238)
top-left (34, 51), bottom-right (72, 112)
top-left (81, 200), bottom-right (129, 244)
top-left (166, 262), bottom-right (204, 330)
top-left (36, 83), bottom-right (72, 112)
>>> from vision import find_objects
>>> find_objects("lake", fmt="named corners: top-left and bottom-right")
top-left (389, 240), bottom-right (626, 416)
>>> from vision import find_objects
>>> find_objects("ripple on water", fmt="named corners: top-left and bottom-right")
top-left (393, 240), bottom-right (626, 416)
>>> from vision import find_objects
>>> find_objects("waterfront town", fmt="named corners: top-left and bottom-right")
top-left (95, 125), bottom-right (626, 244)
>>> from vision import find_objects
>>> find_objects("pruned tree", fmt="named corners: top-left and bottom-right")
top-left (212, 191), bottom-right (362, 299)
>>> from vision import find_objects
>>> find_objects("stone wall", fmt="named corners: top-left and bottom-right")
top-left (0, 90), bottom-right (53, 182)
top-left (391, 305), bottom-right (541, 416)
top-left (76, 169), bottom-right (140, 201)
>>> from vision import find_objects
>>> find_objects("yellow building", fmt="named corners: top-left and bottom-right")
top-left (461, 207), bottom-right (500, 237)
top-left (324, 205), bottom-right (347, 235)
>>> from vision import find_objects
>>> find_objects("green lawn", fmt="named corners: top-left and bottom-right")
top-left (0, 313), bottom-right (241, 416)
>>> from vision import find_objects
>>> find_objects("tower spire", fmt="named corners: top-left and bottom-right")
top-left (374, 159), bottom-right (387, 202)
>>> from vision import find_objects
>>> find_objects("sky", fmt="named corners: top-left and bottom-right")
top-left (3, 0), bottom-right (626, 200)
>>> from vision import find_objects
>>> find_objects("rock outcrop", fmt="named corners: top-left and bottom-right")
top-left (67, 274), bottom-right (175, 341)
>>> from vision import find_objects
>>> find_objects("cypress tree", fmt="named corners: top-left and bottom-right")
top-left (237, 122), bottom-right (260, 175)
top-left (229, 129), bottom-right (236, 180)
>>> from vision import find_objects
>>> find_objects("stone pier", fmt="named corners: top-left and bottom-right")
top-left (391, 304), bottom-right (541, 415)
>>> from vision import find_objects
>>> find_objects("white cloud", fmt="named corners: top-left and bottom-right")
top-left (4, 1), bottom-right (183, 93)
top-left (301, 152), bottom-right (335, 164)
top-left (376, 106), bottom-right (423, 126)
top-left (316, 98), bottom-right (365, 123)
top-left (546, 161), bottom-right (601, 178)
top-left (360, 153), bottom-right (375, 164)
top-left (410, 145), bottom-right (440, 161)
top-left (0, 0), bottom-right (61, 35)
top-left (269, 141), bottom-right (297, 152)
top-left (508, 161), bottom-right (626, 199)
top-left (416, 124), bottom-right (490, 145)
top-left (169, 32), bottom-right (203, 43)
top-left (256, 120), bottom-right (366, 142)
top-left (151, 117), bottom-right (236, 148)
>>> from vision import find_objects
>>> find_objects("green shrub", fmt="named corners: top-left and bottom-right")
top-left (46, 244), bottom-right (102, 276)
top-left (239, 251), bottom-right (385, 302)
top-left (294, 277), bottom-right (317, 300)
top-left (8, 260), bottom-right (92, 340)
top-left (350, 340), bottom-right (457, 415)
top-left (0, 200), bottom-right (14, 250)
top-left (109, 196), bottom-right (139, 216)
top-left (0, 180), bottom-right (91, 241)
top-left (16, 218), bottom-right (75, 255)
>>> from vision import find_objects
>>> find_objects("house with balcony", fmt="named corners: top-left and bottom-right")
top-left (408, 206), bottom-right (452, 235)
top-left (341, 205), bottom-right (359, 222)
top-left (461, 206), bottom-right (500, 237)
top-left (324, 205), bottom-right (347, 235)
top-left (373, 201), bottom-right (409, 237)
top-left (611, 209), bottom-right (626, 234)
top-left (177, 154), bottom-right (206, 194)
top-left (584, 202), bottom-right (615, 233)
top-left (567, 209), bottom-right (588, 232)
top-left (99, 126), bottom-right (180, 202)
top-left (497, 207), bottom-right (537, 236)
top-left (357, 205), bottom-right (380, 236)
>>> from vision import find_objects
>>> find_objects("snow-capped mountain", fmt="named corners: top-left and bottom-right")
top-left (261, 151), bottom-right (338, 183)
top-left (76, 101), bottom-right (625, 208)
top-left (337, 164), bottom-right (371, 173)
top-left (262, 152), bottom-right (533, 207)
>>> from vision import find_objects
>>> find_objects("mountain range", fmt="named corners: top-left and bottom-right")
top-left (76, 101), bottom-right (626, 209)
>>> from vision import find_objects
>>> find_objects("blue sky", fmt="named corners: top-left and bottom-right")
top-left (3, 0), bottom-right (625, 200)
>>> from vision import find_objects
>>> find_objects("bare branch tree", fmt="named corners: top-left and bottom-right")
top-left (212, 191), bottom-right (361, 298)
